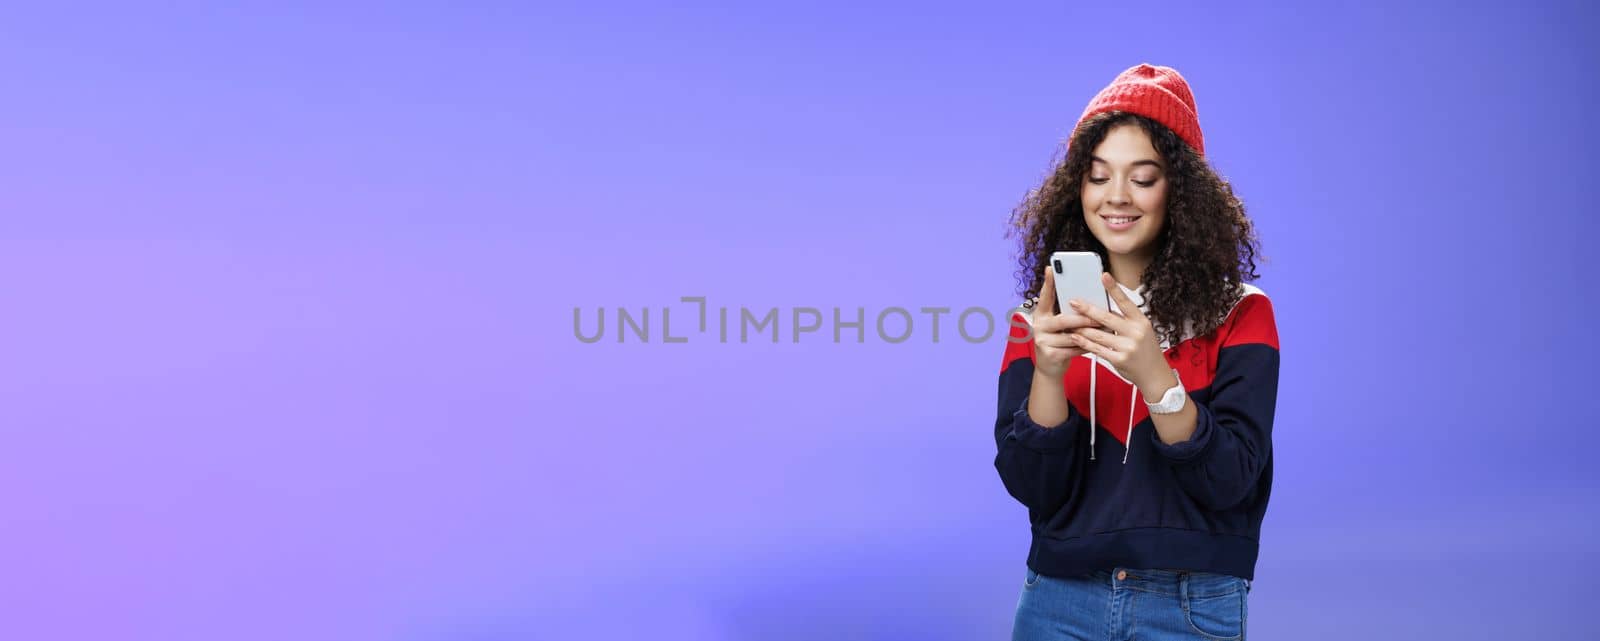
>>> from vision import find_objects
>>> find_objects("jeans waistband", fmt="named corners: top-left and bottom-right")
top-left (1085, 567), bottom-right (1250, 597)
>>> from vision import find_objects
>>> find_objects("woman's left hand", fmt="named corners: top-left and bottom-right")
top-left (1066, 272), bottom-right (1170, 392)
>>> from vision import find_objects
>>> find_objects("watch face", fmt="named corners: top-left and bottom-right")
top-left (1148, 385), bottom-right (1184, 413)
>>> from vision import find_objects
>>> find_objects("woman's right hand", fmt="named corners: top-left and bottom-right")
top-left (1031, 269), bottom-right (1102, 380)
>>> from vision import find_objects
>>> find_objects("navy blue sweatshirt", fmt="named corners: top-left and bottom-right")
top-left (993, 282), bottom-right (1279, 580)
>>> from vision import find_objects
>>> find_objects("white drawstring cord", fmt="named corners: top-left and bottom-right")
top-left (1080, 285), bottom-right (1150, 465)
top-left (1124, 384), bottom-right (1137, 465)
top-left (1086, 355), bottom-right (1138, 465)
top-left (1088, 360), bottom-right (1096, 461)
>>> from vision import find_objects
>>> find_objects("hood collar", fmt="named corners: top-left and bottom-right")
top-left (1117, 279), bottom-right (1148, 308)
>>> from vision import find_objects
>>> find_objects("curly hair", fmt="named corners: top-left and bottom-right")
top-left (1007, 111), bottom-right (1264, 347)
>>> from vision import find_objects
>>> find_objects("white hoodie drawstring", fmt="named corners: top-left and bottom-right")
top-left (1086, 355), bottom-right (1139, 465)
top-left (1063, 282), bottom-right (1149, 465)
top-left (1123, 384), bottom-right (1136, 465)
top-left (1088, 362), bottom-right (1096, 461)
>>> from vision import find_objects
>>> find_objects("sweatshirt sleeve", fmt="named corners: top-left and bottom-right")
top-left (993, 309), bottom-right (1088, 517)
top-left (1149, 293), bottom-right (1280, 512)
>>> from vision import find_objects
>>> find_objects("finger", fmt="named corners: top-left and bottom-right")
top-left (1036, 333), bottom-right (1077, 350)
top-left (1040, 310), bottom-right (1102, 334)
top-left (1036, 268), bottom-right (1057, 317)
top-left (1101, 272), bottom-right (1149, 322)
top-left (1069, 333), bottom-right (1116, 360)
top-left (1057, 312), bottom-right (1104, 331)
top-left (1033, 313), bottom-right (1064, 334)
top-left (1067, 297), bottom-right (1131, 333)
top-left (1072, 327), bottom-right (1132, 352)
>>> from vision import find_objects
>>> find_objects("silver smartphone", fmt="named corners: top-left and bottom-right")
top-left (1050, 251), bottom-right (1109, 317)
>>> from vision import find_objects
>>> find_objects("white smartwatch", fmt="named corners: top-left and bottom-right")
top-left (1143, 369), bottom-right (1187, 415)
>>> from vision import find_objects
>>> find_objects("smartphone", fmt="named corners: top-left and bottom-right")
top-left (1050, 251), bottom-right (1109, 317)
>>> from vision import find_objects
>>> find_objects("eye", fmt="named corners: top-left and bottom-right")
top-left (1134, 179), bottom-right (1157, 187)
top-left (1088, 177), bottom-right (1109, 184)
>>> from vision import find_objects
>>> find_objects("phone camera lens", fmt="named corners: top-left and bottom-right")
top-left (1053, 259), bottom-right (1063, 274)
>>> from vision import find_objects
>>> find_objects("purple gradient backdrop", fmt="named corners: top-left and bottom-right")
top-left (3, 1), bottom-right (1596, 639)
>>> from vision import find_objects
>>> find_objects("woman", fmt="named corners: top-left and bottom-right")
top-left (994, 63), bottom-right (1278, 640)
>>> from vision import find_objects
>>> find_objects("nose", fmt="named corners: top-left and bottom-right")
top-left (1104, 180), bottom-right (1131, 206)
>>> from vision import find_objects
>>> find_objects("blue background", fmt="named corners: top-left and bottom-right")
top-left (2, 1), bottom-right (1595, 639)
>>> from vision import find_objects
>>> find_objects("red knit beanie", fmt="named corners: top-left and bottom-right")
top-left (1076, 63), bottom-right (1204, 156)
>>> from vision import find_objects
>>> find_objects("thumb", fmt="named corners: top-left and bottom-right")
top-left (1037, 267), bottom-right (1057, 317)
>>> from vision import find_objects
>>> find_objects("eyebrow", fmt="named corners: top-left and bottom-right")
top-left (1090, 155), bottom-right (1163, 169)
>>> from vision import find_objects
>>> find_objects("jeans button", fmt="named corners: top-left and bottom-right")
top-left (1115, 570), bottom-right (1127, 580)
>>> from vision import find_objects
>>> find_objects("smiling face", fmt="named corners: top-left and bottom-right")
top-left (1081, 123), bottom-right (1169, 263)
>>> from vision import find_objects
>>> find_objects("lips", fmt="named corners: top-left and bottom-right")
top-left (1100, 214), bottom-right (1142, 231)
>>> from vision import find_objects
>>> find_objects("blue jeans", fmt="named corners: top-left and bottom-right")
top-left (1012, 567), bottom-right (1251, 641)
